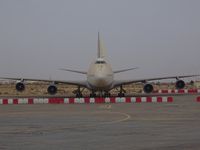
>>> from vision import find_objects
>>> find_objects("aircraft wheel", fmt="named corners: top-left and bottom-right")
top-left (118, 93), bottom-right (125, 97)
top-left (90, 93), bottom-right (96, 97)
top-left (76, 93), bottom-right (83, 98)
top-left (104, 93), bottom-right (111, 97)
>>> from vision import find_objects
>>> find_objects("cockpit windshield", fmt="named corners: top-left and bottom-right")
top-left (95, 60), bottom-right (106, 64)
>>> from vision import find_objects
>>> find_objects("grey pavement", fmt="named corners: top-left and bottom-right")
top-left (0, 95), bottom-right (200, 150)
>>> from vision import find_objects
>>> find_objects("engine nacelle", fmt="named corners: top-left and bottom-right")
top-left (176, 80), bottom-right (185, 89)
top-left (47, 85), bottom-right (57, 95)
top-left (16, 82), bottom-right (25, 92)
top-left (143, 84), bottom-right (154, 93)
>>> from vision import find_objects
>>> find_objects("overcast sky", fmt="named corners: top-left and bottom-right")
top-left (0, 0), bottom-right (200, 81)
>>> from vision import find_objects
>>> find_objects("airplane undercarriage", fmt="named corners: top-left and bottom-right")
top-left (73, 85), bottom-right (126, 98)
top-left (73, 86), bottom-right (83, 97)
top-left (117, 85), bottom-right (126, 97)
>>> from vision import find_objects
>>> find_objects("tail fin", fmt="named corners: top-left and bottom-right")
top-left (97, 32), bottom-right (106, 58)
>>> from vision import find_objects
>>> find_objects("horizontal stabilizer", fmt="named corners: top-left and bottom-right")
top-left (59, 68), bottom-right (87, 74)
top-left (113, 67), bottom-right (139, 74)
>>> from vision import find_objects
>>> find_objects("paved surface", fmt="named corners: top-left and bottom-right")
top-left (0, 95), bottom-right (200, 150)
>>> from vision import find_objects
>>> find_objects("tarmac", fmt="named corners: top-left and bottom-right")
top-left (0, 95), bottom-right (200, 150)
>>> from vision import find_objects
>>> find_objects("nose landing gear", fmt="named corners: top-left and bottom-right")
top-left (117, 85), bottom-right (126, 97)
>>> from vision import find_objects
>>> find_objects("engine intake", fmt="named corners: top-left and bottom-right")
top-left (16, 82), bottom-right (25, 92)
top-left (176, 80), bottom-right (185, 89)
top-left (47, 85), bottom-right (57, 95)
top-left (143, 84), bottom-right (154, 93)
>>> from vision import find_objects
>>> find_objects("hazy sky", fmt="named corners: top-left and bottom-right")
top-left (0, 0), bottom-right (200, 81)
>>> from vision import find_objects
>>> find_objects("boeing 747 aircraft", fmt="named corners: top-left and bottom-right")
top-left (1, 33), bottom-right (199, 97)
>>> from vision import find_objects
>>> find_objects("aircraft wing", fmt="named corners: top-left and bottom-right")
top-left (113, 74), bottom-right (199, 87)
top-left (113, 67), bottom-right (139, 74)
top-left (0, 77), bottom-right (87, 87)
top-left (59, 68), bottom-right (87, 74)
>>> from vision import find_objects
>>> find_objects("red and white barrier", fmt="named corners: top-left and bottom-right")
top-left (0, 97), bottom-right (173, 104)
top-left (152, 89), bottom-right (200, 94)
top-left (196, 97), bottom-right (200, 102)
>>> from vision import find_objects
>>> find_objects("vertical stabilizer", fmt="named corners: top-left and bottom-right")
top-left (97, 32), bottom-right (106, 58)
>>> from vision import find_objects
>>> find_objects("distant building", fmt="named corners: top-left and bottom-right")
top-left (0, 80), bottom-right (15, 84)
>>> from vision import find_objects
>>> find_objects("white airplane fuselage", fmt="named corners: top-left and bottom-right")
top-left (87, 58), bottom-right (114, 91)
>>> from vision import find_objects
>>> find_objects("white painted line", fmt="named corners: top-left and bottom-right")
top-left (162, 97), bottom-right (168, 102)
top-left (152, 97), bottom-right (157, 103)
top-left (18, 98), bottom-right (28, 104)
top-left (43, 98), bottom-right (49, 104)
top-left (64, 98), bottom-right (69, 104)
top-left (120, 97), bottom-right (126, 103)
top-left (131, 97), bottom-right (136, 103)
top-left (115, 97), bottom-right (121, 103)
top-left (141, 97), bottom-right (147, 102)
top-left (89, 98), bottom-right (95, 103)
top-left (116, 97), bottom-right (125, 103)
top-left (105, 98), bottom-right (111, 103)
top-left (8, 99), bottom-right (13, 104)
top-left (74, 98), bottom-right (85, 104)
top-left (33, 98), bottom-right (46, 104)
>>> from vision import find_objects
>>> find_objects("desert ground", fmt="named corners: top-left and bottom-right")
top-left (0, 81), bottom-right (198, 97)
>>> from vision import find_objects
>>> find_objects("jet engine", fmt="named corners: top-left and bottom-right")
top-left (175, 80), bottom-right (185, 89)
top-left (16, 82), bottom-right (25, 92)
top-left (143, 83), bottom-right (154, 93)
top-left (47, 84), bottom-right (57, 95)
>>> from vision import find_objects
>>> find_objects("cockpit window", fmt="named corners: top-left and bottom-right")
top-left (95, 60), bottom-right (106, 64)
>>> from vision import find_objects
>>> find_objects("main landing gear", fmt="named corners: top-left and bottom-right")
top-left (104, 92), bottom-right (111, 97)
top-left (89, 91), bottom-right (111, 97)
top-left (73, 86), bottom-right (84, 98)
top-left (73, 86), bottom-right (126, 98)
top-left (90, 91), bottom-right (97, 97)
top-left (117, 85), bottom-right (126, 97)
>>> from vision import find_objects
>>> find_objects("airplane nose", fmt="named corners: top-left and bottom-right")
top-left (95, 75), bottom-right (107, 84)
top-left (96, 73), bottom-right (104, 79)
top-left (96, 76), bottom-right (105, 82)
